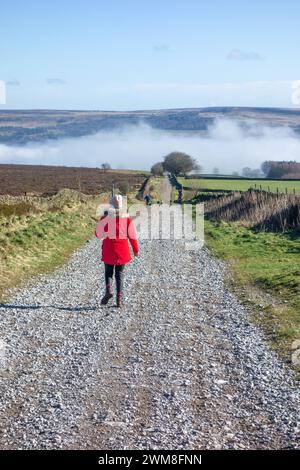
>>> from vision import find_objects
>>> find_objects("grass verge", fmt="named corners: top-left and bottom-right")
top-left (0, 193), bottom-right (106, 302)
top-left (205, 219), bottom-right (300, 365)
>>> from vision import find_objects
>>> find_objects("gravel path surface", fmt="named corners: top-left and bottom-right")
top-left (0, 235), bottom-right (299, 449)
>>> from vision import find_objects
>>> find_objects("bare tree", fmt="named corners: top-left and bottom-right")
top-left (261, 160), bottom-right (273, 177)
top-left (262, 160), bottom-right (300, 178)
top-left (101, 163), bottom-right (111, 172)
top-left (242, 167), bottom-right (262, 178)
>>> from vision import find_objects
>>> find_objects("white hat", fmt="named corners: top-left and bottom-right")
top-left (109, 194), bottom-right (123, 209)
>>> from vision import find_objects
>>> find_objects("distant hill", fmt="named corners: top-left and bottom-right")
top-left (1, 107), bottom-right (300, 145)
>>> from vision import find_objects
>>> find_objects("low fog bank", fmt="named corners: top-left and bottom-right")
top-left (0, 119), bottom-right (300, 174)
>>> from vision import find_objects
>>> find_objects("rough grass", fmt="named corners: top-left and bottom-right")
top-left (0, 191), bottom-right (108, 301)
top-left (204, 190), bottom-right (300, 232)
top-left (179, 177), bottom-right (300, 194)
top-left (205, 219), bottom-right (300, 363)
top-left (0, 201), bottom-right (39, 217)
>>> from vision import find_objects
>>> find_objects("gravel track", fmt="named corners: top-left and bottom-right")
top-left (0, 235), bottom-right (299, 450)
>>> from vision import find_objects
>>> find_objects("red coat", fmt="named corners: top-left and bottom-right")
top-left (95, 213), bottom-right (139, 265)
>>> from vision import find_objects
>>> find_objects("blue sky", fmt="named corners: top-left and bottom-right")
top-left (1, 0), bottom-right (300, 109)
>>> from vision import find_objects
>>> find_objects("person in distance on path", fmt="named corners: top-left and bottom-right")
top-left (95, 195), bottom-right (139, 308)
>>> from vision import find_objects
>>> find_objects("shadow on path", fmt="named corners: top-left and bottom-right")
top-left (0, 303), bottom-right (97, 312)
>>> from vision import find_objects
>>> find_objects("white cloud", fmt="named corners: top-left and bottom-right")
top-left (0, 80), bottom-right (6, 104)
top-left (46, 78), bottom-right (67, 85)
top-left (153, 44), bottom-right (171, 52)
top-left (227, 49), bottom-right (265, 61)
top-left (0, 120), bottom-right (300, 174)
top-left (6, 80), bottom-right (21, 86)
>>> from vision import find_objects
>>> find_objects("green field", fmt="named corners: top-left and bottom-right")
top-left (179, 177), bottom-right (300, 194)
top-left (205, 220), bottom-right (300, 363)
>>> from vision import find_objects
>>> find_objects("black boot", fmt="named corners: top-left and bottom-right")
top-left (101, 289), bottom-right (113, 305)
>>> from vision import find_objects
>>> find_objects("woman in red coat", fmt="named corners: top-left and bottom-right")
top-left (95, 195), bottom-right (139, 308)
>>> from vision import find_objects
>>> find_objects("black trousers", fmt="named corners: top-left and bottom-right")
top-left (105, 264), bottom-right (125, 295)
